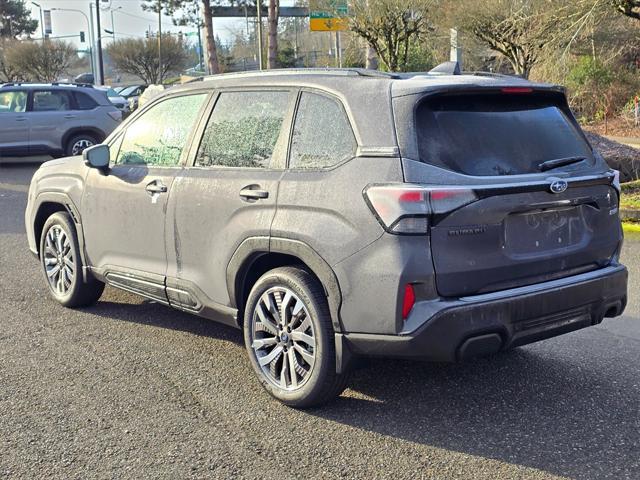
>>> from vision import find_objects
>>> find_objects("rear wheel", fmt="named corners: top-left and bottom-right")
top-left (244, 267), bottom-right (349, 408)
top-left (66, 134), bottom-right (97, 156)
top-left (39, 212), bottom-right (104, 307)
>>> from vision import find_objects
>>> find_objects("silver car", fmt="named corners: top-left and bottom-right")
top-left (0, 83), bottom-right (122, 158)
top-left (98, 87), bottom-right (131, 115)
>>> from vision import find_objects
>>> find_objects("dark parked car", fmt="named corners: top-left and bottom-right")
top-left (74, 73), bottom-right (95, 84)
top-left (25, 66), bottom-right (628, 407)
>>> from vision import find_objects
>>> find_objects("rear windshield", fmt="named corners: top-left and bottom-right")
top-left (415, 94), bottom-right (593, 176)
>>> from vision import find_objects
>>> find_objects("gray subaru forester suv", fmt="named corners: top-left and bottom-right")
top-left (25, 67), bottom-right (628, 407)
top-left (0, 83), bottom-right (121, 158)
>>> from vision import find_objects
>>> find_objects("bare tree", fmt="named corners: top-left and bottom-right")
top-left (267, 0), bottom-right (278, 69)
top-left (107, 36), bottom-right (188, 84)
top-left (350, 0), bottom-right (431, 72)
top-left (460, 1), bottom-right (576, 78)
top-left (142, 0), bottom-right (220, 74)
top-left (201, 0), bottom-right (220, 73)
top-left (0, 38), bottom-right (24, 81)
top-left (5, 40), bottom-right (76, 82)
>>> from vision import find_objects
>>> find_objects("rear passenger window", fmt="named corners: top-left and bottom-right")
top-left (116, 93), bottom-right (207, 167)
top-left (73, 91), bottom-right (98, 110)
top-left (289, 92), bottom-right (356, 169)
top-left (32, 90), bottom-right (71, 111)
top-left (195, 91), bottom-right (289, 168)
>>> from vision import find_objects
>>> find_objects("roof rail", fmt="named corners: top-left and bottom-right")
top-left (467, 71), bottom-right (518, 79)
top-left (428, 61), bottom-right (461, 75)
top-left (51, 82), bottom-right (95, 88)
top-left (199, 67), bottom-right (400, 81)
top-left (1, 81), bottom-right (95, 88)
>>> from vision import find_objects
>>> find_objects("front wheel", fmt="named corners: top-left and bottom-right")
top-left (66, 134), bottom-right (97, 156)
top-left (243, 267), bottom-right (349, 408)
top-left (39, 212), bottom-right (104, 308)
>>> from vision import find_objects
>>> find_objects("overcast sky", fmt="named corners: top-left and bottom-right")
top-left (27, 0), bottom-right (257, 48)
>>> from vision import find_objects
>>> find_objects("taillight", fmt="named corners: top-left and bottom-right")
top-left (612, 169), bottom-right (621, 194)
top-left (402, 284), bottom-right (415, 320)
top-left (501, 87), bottom-right (533, 94)
top-left (364, 184), bottom-right (477, 234)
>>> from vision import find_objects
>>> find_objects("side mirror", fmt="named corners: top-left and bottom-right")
top-left (83, 144), bottom-right (110, 170)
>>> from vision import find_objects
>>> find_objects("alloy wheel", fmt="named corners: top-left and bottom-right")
top-left (43, 225), bottom-right (75, 296)
top-left (71, 139), bottom-right (93, 155)
top-left (250, 287), bottom-right (316, 391)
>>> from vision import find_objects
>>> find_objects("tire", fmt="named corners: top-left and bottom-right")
top-left (65, 133), bottom-right (97, 156)
top-left (39, 212), bottom-right (104, 308)
top-left (243, 266), bottom-right (349, 408)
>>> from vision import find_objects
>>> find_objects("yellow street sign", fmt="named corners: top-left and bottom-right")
top-left (309, 16), bottom-right (349, 31)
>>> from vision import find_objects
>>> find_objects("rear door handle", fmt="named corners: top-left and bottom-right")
top-left (239, 186), bottom-right (269, 200)
top-left (64, 114), bottom-right (76, 119)
top-left (15, 117), bottom-right (27, 122)
top-left (145, 180), bottom-right (168, 194)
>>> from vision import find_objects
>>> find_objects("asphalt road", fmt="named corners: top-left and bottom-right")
top-left (1, 163), bottom-right (639, 480)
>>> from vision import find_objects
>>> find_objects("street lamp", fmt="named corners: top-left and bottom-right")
top-left (50, 8), bottom-right (95, 80)
top-left (109, 6), bottom-right (122, 41)
top-left (31, 2), bottom-right (44, 39)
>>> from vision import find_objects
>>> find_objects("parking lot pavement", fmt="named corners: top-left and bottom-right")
top-left (1, 163), bottom-right (639, 480)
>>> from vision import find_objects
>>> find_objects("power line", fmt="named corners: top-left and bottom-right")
top-left (113, 9), bottom-right (176, 28)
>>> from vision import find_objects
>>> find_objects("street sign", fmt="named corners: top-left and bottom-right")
top-left (309, 0), bottom-right (348, 31)
top-left (43, 9), bottom-right (52, 35)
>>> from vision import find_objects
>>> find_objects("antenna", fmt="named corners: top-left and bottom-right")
top-left (428, 61), bottom-right (461, 75)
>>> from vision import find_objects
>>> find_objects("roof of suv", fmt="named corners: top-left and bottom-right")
top-left (175, 67), bottom-right (561, 98)
top-left (168, 67), bottom-right (562, 152)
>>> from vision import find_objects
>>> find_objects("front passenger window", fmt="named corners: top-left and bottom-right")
top-left (117, 93), bottom-right (207, 167)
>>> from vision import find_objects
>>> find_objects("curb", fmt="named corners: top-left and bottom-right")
top-left (621, 208), bottom-right (640, 221)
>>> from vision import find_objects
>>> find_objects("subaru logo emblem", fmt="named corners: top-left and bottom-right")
top-left (550, 179), bottom-right (568, 194)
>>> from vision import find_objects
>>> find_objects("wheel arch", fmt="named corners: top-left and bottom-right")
top-left (61, 127), bottom-right (106, 152)
top-left (227, 237), bottom-right (344, 333)
top-left (32, 193), bottom-right (91, 282)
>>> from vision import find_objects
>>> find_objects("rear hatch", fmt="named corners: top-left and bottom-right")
top-left (401, 88), bottom-right (621, 297)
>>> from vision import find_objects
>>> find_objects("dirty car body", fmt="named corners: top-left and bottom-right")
top-left (25, 68), bottom-right (628, 406)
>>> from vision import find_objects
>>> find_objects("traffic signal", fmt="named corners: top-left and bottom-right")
top-left (79, 31), bottom-right (85, 43)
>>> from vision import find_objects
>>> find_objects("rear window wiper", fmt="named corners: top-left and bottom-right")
top-left (538, 156), bottom-right (587, 172)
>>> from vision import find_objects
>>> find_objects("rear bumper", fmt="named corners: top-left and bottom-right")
top-left (343, 264), bottom-right (628, 362)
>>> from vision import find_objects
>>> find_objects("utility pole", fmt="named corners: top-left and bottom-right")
top-left (95, 0), bottom-right (104, 85)
top-left (110, 6), bottom-right (121, 41)
top-left (198, 1), bottom-right (205, 71)
top-left (158, 0), bottom-right (163, 83)
top-left (256, 1), bottom-right (263, 70)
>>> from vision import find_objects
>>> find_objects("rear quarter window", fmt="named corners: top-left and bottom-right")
top-left (289, 92), bottom-right (357, 169)
top-left (73, 91), bottom-right (99, 110)
top-left (415, 93), bottom-right (593, 176)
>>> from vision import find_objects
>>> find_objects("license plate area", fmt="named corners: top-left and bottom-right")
top-left (505, 206), bottom-right (586, 256)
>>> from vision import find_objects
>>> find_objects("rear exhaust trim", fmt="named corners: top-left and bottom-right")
top-left (457, 333), bottom-right (503, 361)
